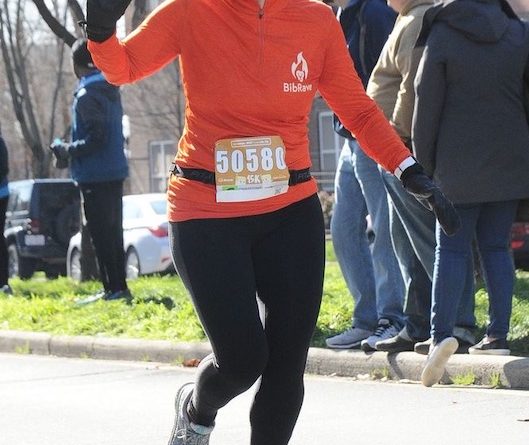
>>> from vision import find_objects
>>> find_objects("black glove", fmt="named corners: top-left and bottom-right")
top-left (50, 139), bottom-right (70, 170)
top-left (400, 163), bottom-right (461, 236)
top-left (85, 0), bottom-right (132, 43)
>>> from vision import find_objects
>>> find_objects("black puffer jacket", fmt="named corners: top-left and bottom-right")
top-left (412, 0), bottom-right (529, 204)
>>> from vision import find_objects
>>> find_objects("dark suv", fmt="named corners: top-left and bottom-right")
top-left (5, 179), bottom-right (80, 279)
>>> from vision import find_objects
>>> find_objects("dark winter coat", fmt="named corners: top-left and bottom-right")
top-left (0, 135), bottom-right (9, 199)
top-left (412, 0), bottom-right (529, 204)
top-left (333, 0), bottom-right (397, 138)
top-left (70, 71), bottom-right (128, 184)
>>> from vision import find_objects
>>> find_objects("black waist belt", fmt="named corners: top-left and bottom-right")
top-left (170, 163), bottom-right (312, 186)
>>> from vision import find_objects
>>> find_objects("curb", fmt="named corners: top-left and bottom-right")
top-left (1, 330), bottom-right (528, 389)
top-left (0, 330), bottom-right (212, 364)
top-left (305, 347), bottom-right (529, 389)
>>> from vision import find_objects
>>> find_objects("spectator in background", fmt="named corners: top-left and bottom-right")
top-left (50, 38), bottom-right (130, 305)
top-left (366, 0), bottom-right (476, 354)
top-left (0, 126), bottom-right (11, 295)
top-left (413, 0), bottom-right (529, 386)
top-left (325, 0), bottom-right (405, 353)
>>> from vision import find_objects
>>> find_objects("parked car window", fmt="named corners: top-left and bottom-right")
top-left (16, 183), bottom-right (32, 212)
top-left (149, 200), bottom-right (166, 216)
top-left (7, 189), bottom-right (18, 213)
top-left (123, 201), bottom-right (142, 219)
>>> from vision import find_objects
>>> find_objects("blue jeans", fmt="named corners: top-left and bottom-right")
top-left (432, 200), bottom-right (518, 343)
top-left (331, 140), bottom-right (404, 331)
top-left (381, 170), bottom-right (476, 340)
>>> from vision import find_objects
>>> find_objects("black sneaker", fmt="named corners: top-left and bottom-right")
top-left (469, 337), bottom-right (510, 356)
top-left (376, 327), bottom-right (415, 353)
top-left (414, 338), bottom-right (431, 355)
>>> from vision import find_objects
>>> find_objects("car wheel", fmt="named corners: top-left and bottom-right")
top-left (125, 247), bottom-right (141, 280)
top-left (7, 243), bottom-right (35, 280)
top-left (68, 248), bottom-right (82, 282)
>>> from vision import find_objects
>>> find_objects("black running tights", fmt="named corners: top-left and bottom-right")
top-left (169, 194), bottom-right (325, 445)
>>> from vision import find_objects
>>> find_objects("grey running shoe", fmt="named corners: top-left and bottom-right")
top-left (421, 337), bottom-right (458, 387)
top-left (167, 383), bottom-right (214, 445)
top-left (325, 326), bottom-right (372, 349)
top-left (361, 319), bottom-right (399, 352)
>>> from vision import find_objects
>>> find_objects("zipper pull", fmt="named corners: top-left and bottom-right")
top-left (258, 8), bottom-right (264, 18)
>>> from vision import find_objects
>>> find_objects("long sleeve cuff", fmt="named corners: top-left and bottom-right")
top-left (393, 156), bottom-right (417, 180)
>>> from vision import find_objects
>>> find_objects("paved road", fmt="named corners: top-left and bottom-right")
top-left (1, 353), bottom-right (528, 445)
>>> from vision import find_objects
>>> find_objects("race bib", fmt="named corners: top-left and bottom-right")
top-left (214, 136), bottom-right (290, 202)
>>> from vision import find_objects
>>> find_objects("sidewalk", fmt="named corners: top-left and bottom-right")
top-left (1, 329), bottom-right (528, 389)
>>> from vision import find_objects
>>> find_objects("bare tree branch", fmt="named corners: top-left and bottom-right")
top-left (67, 0), bottom-right (85, 25)
top-left (49, 7), bottom-right (69, 142)
top-left (31, 0), bottom-right (76, 47)
top-left (0, 0), bottom-right (73, 177)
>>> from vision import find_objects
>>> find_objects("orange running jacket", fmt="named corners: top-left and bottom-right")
top-left (88, 0), bottom-right (411, 222)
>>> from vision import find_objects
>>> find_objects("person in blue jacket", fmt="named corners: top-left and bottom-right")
top-left (326, 0), bottom-right (405, 352)
top-left (50, 38), bottom-right (130, 304)
top-left (0, 127), bottom-right (11, 295)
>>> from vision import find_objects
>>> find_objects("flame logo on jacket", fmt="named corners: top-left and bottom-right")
top-left (291, 52), bottom-right (308, 82)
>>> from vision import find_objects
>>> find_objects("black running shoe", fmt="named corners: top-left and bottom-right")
top-left (469, 337), bottom-right (510, 356)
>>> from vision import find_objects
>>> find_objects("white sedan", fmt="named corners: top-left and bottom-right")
top-left (67, 193), bottom-right (174, 280)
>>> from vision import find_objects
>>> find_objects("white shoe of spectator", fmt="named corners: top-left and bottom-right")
top-left (421, 337), bottom-right (458, 387)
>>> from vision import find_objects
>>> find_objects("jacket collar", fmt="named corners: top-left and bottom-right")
top-left (75, 71), bottom-right (105, 94)
top-left (401, 0), bottom-right (435, 16)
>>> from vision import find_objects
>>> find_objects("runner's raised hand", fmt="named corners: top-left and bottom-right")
top-left (85, 0), bottom-right (132, 43)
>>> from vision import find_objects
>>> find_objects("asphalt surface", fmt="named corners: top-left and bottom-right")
top-left (1, 329), bottom-right (528, 389)
top-left (2, 353), bottom-right (529, 445)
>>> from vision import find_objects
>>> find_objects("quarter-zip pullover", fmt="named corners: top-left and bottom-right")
top-left (89, 0), bottom-right (410, 221)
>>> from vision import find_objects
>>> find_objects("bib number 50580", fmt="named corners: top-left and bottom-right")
top-left (216, 146), bottom-right (287, 174)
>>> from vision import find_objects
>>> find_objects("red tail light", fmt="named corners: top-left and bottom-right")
top-left (511, 223), bottom-right (529, 238)
top-left (148, 224), bottom-right (168, 238)
top-left (512, 240), bottom-right (525, 249)
top-left (511, 223), bottom-right (529, 250)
